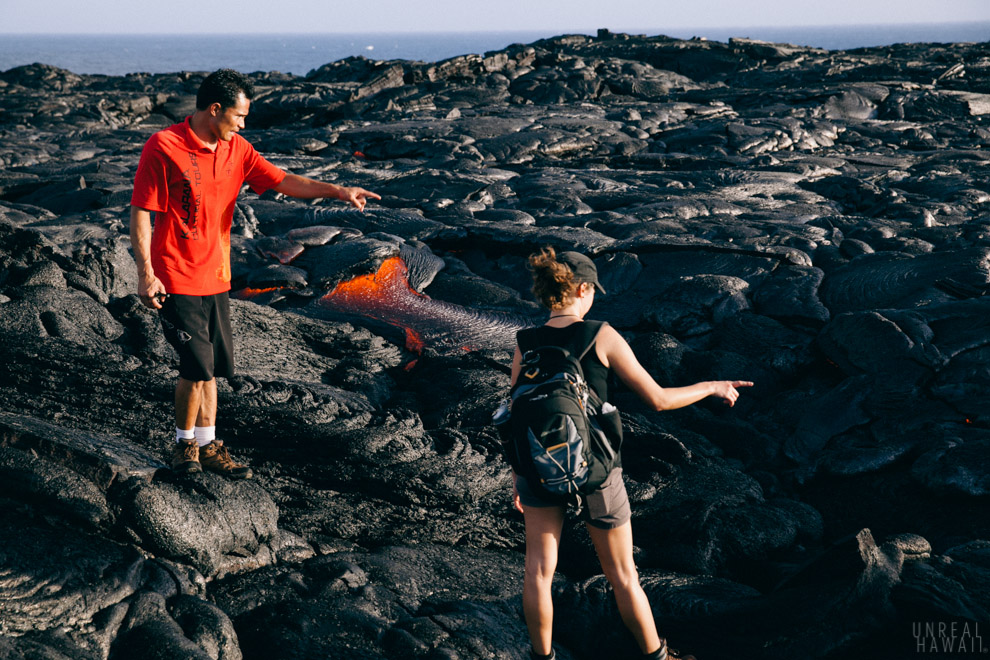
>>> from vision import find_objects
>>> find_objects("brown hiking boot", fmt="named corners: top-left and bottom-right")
top-left (199, 441), bottom-right (252, 479)
top-left (171, 440), bottom-right (201, 474)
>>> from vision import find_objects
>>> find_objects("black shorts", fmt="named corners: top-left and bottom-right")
top-left (159, 292), bottom-right (235, 382)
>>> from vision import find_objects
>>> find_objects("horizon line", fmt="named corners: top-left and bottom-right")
top-left (2, 20), bottom-right (989, 37)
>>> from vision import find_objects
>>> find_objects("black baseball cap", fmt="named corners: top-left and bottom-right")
top-left (558, 251), bottom-right (606, 294)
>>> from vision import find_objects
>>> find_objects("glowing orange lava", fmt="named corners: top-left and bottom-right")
top-left (233, 287), bottom-right (280, 300)
top-left (404, 328), bottom-right (426, 353)
top-left (317, 255), bottom-right (523, 357)
top-left (324, 257), bottom-right (428, 355)
top-left (326, 257), bottom-right (413, 298)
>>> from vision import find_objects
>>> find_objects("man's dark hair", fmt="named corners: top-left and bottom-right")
top-left (196, 69), bottom-right (254, 111)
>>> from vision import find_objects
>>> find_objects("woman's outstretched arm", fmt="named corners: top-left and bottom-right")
top-left (596, 324), bottom-right (752, 410)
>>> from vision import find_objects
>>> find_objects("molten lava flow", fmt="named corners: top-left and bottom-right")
top-left (323, 257), bottom-right (427, 354)
top-left (233, 287), bottom-right (280, 300)
top-left (404, 328), bottom-right (426, 353)
top-left (325, 257), bottom-right (411, 299)
top-left (317, 256), bottom-right (525, 356)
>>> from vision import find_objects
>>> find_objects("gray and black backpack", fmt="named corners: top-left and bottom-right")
top-left (494, 323), bottom-right (622, 503)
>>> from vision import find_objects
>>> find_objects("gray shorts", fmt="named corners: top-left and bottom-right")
top-left (517, 468), bottom-right (631, 529)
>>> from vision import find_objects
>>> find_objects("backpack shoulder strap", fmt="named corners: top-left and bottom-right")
top-left (576, 321), bottom-right (608, 360)
top-left (516, 326), bottom-right (542, 354)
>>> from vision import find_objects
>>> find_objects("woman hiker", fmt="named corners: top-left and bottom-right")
top-left (509, 248), bottom-right (753, 660)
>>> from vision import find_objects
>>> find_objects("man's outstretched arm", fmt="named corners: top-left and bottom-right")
top-left (274, 174), bottom-right (381, 211)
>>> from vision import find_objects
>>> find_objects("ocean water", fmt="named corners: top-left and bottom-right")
top-left (1, 23), bottom-right (988, 77)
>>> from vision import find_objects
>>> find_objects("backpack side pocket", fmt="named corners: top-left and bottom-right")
top-left (492, 398), bottom-right (521, 471)
top-left (591, 402), bottom-right (623, 459)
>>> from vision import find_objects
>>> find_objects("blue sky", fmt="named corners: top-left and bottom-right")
top-left (5, 0), bottom-right (989, 33)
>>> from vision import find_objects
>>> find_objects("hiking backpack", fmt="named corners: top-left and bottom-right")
top-left (494, 323), bottom-right (622, 501)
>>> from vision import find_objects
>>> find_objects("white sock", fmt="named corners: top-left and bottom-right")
top-left (176, 427), bottom-right (195, 442)
top-left (194, 425), bottom-right (216, 447)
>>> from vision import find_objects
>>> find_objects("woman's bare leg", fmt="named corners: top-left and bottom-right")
top-left (587, 521), bottom-right (662, 654)
top-left (522, 504), bottom-right (566, 655)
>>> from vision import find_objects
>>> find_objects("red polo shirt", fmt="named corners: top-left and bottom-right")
top-left (131, 117), bottom-right (286, 295)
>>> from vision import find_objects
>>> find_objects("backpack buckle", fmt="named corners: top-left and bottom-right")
top-left (521, 349), bottom-right (541, 364)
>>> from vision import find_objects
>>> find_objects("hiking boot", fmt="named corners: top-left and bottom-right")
top-left (647, 639), bottom-right (696, 660)
top-left (200, 441), bottom-right (253, 479)
top-left (171, 440), bottom-right (202, 474)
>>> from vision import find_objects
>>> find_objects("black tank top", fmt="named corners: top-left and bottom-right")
top-left (516, 320), bottom-right (610, 402)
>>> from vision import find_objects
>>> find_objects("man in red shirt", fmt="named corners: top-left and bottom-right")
top-left (131, 68), bottom-right (380, 478)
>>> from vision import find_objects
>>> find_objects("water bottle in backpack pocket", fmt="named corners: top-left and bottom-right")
top-left (593, 401), bottom-right (623, 457)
